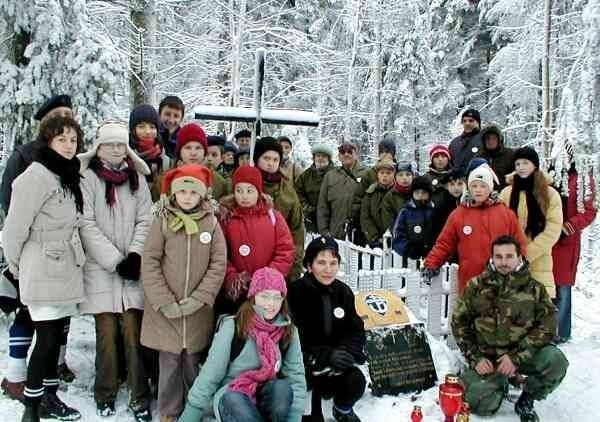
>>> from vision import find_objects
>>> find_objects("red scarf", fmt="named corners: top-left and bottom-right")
top-left (393, 182), bottom-right (411, 194)
top-left (136, 137), bottom-right (163, 161)
top-left (260, 169), bottom-right (282, 184)
top-left (90, 157), bottom-right (139, 206)
top-left (228, 314), bottom-right (285, 402)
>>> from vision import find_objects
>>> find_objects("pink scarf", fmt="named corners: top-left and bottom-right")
top-left (228, 314), bottom-right (285, 402)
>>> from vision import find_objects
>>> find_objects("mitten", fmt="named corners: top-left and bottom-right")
top-left (329, 349), bottom-right (354, 370)
top-left (179, 297), bottom-right (205, 317)
top-left (159, 302), bottom-right (183, 319)
top-left (116, 252), bottom-right (142, 281)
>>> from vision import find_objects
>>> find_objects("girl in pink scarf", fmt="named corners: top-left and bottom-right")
top-left (180, 267), bottom-right (307, 422)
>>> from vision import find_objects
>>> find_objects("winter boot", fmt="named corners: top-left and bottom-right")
top-left (129, 400), bottom-right (152, 422)
top-left (333, 406), bottom-right (362, 422)
top-left (57, 363), bottom-right (75, 383)
top-left (39, 392), bottom-right (81, 421)
top-left (515, 391), bottom-right (540, 422)
top-left (97, 401), bottom-right (116, 417)
top-left (21, 404), bottom-right (40, 422)
top-left (1, 377), bottom-right (25, 402)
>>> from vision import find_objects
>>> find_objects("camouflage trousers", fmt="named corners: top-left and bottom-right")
top-left (461, 345), bottom-right (568, 416)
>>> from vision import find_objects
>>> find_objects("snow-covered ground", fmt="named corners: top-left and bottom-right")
top-left (0, 276), bottom-right (598, 422)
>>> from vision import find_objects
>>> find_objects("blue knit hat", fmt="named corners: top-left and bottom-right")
top-left (129, 104), bottom-right (160, 133)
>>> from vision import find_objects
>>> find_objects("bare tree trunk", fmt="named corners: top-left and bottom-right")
top-left (345, 0), bottom-right (362, 142)
top-left (130, 0), bottom-right (156, 108)
top-left (541, 0), bottom-right (553, 159)
top-left (373, 0), bottom-right (383, 146)
top-left (229, 0), bottom-right (247, 134)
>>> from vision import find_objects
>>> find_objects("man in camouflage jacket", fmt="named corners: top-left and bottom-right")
top-left (452, 235), bottom-right (568, 422)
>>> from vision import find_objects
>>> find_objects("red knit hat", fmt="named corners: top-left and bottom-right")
top-left (161, 164), bottom-right (213, 197)
top-left (247, 267), bottom-right (287, 298)
top-left (429, 144), bottom-right (450, 160)
top-left (232, 165), bottom-right (264, 194)
top-left (176, 123), bottom-right (208, 157)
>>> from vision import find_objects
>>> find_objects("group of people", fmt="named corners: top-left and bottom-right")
top-left (0, 95), bottom-right (595, 422)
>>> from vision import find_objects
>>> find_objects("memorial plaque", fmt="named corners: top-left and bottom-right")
top-left (365, 323), bottom-right (438, 396)
top-left (355, 290), bottom-right (410, 329)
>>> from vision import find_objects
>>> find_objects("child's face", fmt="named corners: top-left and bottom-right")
top-left (174, 189), bottom-right (202, 211)
top-left (135, 122), bottom-right (157, 140)
top-left (377, 168), bottom-right (395, 187)
top-left (469, 180), bottom-right (491, 204)
top-left (97, 142), bottom-right (127, 167)
top-left (234, 182), bottom-right (259, 208)
top-left (224, 151), bottom-right (235, 165)
top-left (280, 141), bottom-right (292, 160)
top-left (254, 289), bottom-right (284, 321)
top-left (313, 153), bottom-right (330, 169)
top-left (447, 179), bottom-right (465, 198)
top-left (396, 171), bottom-right (413, 187)
top-left (237, 137), bottom-right (251, 148)
top-left (160, 106), bottom-right (183, 134)
top-left (206, 146), bottom-right (223, 167)
top-left (49, 127), bottom-right (78, 160)
top-left (238, 154), bottom-right (251, 167)
top-left (432, 154), bottom-right (449, 171)
top-left (257, 151), bottom-right (280, 174)
top-left (413, 189), bottom-right (430, 202)
top-left (180, 141), bottom-right (205, 164)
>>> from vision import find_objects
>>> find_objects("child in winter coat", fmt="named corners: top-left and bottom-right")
top-left (432, 169), bottom-right (466, 242)
top-left (141, 164), bottom-right (227, 421)
top-left (381, 162), bottom-right (414, 232)
top-left (78, 121), bottom-right (153, 420)
top-left (360, 158), bottom-right (396, 247)
top-left (180, 267), bottom-right (307, 422)
top-left (216, 166), bottom-right (295, 315)
top-left (425, 144), bottom-right (451, 204)
top-left (392, 176), bottom-right (436, 260)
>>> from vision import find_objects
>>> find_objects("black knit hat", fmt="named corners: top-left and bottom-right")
top-left (411, 176), bottom-right (433, 196)
top-left (441, 168), bottom-right (465, 184)
top-left (461, 108), bottom-right (481, 126)
top-left (396, 161), bottom-right (414, 174)
top-left (235, 129), bottom-right (251, 139)
top-left (378, 136), bottom-right (397, 157)
top-left (129, 104), bottom-right (160, 133)
top-left (207, 135), bottom-right (226, 147)
top-left (303, 236), bottom-right (341, 269)
top-left (513, 146), bottom-right (540, 169)
top-left (224, 141), bottom-right (238, 154)
top-left (253, 136), bottom-right (283, 164)
top-left (34, 95), bottom-right (72, 121)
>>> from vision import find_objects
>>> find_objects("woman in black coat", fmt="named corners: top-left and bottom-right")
top-left (288, 236), bottom-right (366, 422)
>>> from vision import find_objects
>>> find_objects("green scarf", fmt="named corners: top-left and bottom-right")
top-left (167, 204), bottom-right (206, 235)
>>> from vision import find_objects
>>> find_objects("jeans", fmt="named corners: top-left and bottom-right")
top-left (218, 378), bottom-right (293, 422)
top-left (555, 285), bottom-right (572, 339)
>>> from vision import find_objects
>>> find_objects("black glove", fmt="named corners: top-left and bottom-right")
top-left (420, 267), bottom-right (440, 285)
top-left (329, 349), bottom-right (355, 370)
top-left (0, 268), bottom-right (21, 314)
top-left (116, 253), bottom-right (142, 281)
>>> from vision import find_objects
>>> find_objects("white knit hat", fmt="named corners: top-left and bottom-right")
top-left (78, 121), bottom-right (151, 175)
top-left (468, 164), bottom-right (498, 190)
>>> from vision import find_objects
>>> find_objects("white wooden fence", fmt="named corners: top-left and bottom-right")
top-left (321, 237), bottom-right (460, 349)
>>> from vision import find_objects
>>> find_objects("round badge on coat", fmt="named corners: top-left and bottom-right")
top-left (199, 232), bottom-right (212, 244)
top-left (333, 307), bottom-right (345, 319)
top-left (239, 244), bottom-right (251, 256)
top-left (471, 147), bottom-right (479, 153)
top-left (463, 225), bottom-right (473, 235)
top-left (432, 179), bottom-right (438, 186)
top-left (414, 225), bottom-right (422, 234)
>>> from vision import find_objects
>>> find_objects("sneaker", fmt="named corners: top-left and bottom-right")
top-left (515, 392), bottom-right (540, 422)
top-left (39, 393), bottom-right (81, 421)
top-left (1, 377), bottom-right (25, 402)
top-left (57, 363), bottom-right (76, 383)
top-left (333, 406), bottom-right (362, 422)
top-left (96, 401), bottom-right (116, 417)
top-left (129, 400), bottom-right (152, 422)
top-left (21, 404), bottom-right (40, 422)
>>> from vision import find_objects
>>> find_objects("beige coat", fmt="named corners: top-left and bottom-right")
top-left (499, 172), bottom-right (563, 298)
top-left (3, 162), bottom-right (85, 307)
top-left (141, 210), bottom-right (227, 354)
top-left (79, 169), bottom-right (153, 314)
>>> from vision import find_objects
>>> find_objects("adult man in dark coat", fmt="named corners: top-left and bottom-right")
top-left (449, 108), bottom-right (483, 173)
top-left (478, 125), bottom-right (514, 190)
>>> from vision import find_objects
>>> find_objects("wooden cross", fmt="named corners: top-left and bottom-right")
top-left (194, 49), bottom-right (320, 161)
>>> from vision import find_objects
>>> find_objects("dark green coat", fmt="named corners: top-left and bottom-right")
top-left (478, 125), bottom-right (514, 190)
top-left (380, 187), bottom-right (412, 233)
top-left (264, 175), bottom-right (305, 280)
top-left (451, 262), bottom-right (556, 367)
top-left (352, 167), bottom-right (377, 220)
top-left (317, 162), bottom-right (367, 240)
top-left (360, 183), bottom-right (393, 244)
top-left (295, 164), bottom-right (334, 233)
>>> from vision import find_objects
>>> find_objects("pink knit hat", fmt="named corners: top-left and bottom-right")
top-left (247, 267), bottom-right (287, 298)
top-left (429, 144), bottom-right (450, 160)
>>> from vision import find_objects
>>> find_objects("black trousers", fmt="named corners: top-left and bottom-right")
top-left (24, 317), bottom-right (69, 405)
top-left (311, 366), bottom-right (366, 408)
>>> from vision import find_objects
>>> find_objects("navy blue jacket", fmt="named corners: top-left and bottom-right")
top-left (392, 199), bottom-right (436, 259)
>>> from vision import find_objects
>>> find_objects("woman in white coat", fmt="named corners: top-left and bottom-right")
top-left (78, 121), bottom-right (153, 421)
top-left (4, 115), bottom-right (86, 422)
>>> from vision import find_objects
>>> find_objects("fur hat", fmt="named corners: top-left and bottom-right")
top-left (411, 176), bottom-right (433, 196)
top-left (513, 146), bottom-right (540, 169)
top-left (232, 166), bottom-right (264, 194)
top-left (78, 121), bottom-right (150, 175)
top-left (429, 144), bottom-right (450, 160)
top-left (468, 164), bottom-right (497, 190)
top-left (161, 164), bottom-right (212, 197)
top-left (253, 137), bottom-right (283, 164)
top-left (303, 236), bottom-right (341, 269)
top-left (176, 123), bottom-right (208, 157)
top-left (461, 108), bottom-right (481, 126)
top-left (247, 267), bottom-right (287, 298)
top-left (311, 144), bottom-right (334, 159)
top-left (129, 104), bottom-right (160, 133)
top-left (34, 95), bottom-right (72, 121)
top-left (374, 158), bottom-right (396, 173)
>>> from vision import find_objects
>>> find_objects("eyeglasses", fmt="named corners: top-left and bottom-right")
top-left (101, 142), bottom-right (127, 150)
top-left (338, 148), bottom-right (355, 155)
top-left (255, 292), bottom-right (284, 303)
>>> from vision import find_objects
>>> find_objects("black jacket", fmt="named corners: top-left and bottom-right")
top-left (449, 130), bottom-right (482, 174)
top-left (288, 273), bottom-right (366, 382)
top-left (1, 140), bottom-right (45, 214)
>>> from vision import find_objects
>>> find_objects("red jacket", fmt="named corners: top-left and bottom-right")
top-left (552, 171), bottom-right (597, 285)
top-left (220, 195), bottom-right (295, 284)
top-left (424, 195), bottom-right (528, 293)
